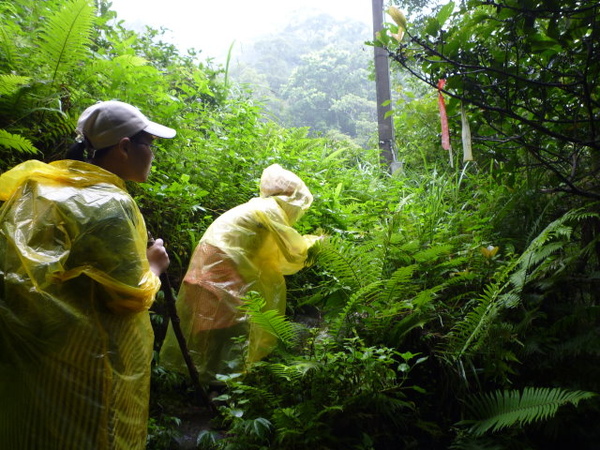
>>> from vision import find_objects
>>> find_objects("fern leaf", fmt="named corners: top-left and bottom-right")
top-left (251, 309), bottom-right (299, 345)
top-left (385, 311), bottom-right (428, 344)
top-left (448, 284), bottom-right (501, 357)
top-left (112, 54), bottom-right (149, 67)
top-left (241, 293), bottom-right (299, 345)
top-left (267, 360), bottom-right (321, 381)
top-left (382, 264), bottom-right (417, 303)
top-left (0, 2), bottom-right (22, 70)
top-left (446, 207), bottom-right (599, 360)
top-left (330, 280), bottom-right (385, 336)
top-left (0, 129), bottom-right (38, 154)
top-left (266, 363), bottom-right (303, 382)
top-left (461, 387), bottom-right (596, 436)
top-left (0, 75), bottom-right (30, 96)
top-left (37, 0), bottom-right (96, 84)
top-left (413, 243), bottom-right (453, 263)
top-left (316, 238), bottom-right (382, 290)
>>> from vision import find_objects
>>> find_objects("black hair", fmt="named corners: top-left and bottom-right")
top-left (64, 130), bottom-right (148, 162)
top-left (64, 141), bottom-right (87, 161)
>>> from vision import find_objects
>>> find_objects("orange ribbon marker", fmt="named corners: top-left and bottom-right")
top-left (437, 79), bottom-right (451, 151)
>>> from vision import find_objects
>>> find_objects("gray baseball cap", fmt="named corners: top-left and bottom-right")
top-left (76, 100), bottom-right (176, 149)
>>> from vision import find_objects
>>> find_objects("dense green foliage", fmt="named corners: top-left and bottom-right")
top-left (381, 0), bottom-right (600, 198)
top-left (1, 0), bottom-right (599, 449)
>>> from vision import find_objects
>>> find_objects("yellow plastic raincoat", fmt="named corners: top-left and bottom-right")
top-left (160, 164), bottom-right (318, 382)
top-left (0, 160), bottom-right (161, 449)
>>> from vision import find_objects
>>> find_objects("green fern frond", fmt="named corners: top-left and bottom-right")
top-left (0, 75), bottom-right (30, 96)
top-left (511, 242), bottom-right (566, 289)
top-left (460, 387), bottom-right (596, 436)
top-left (385, 310), bottom-right (428, 344)
top-left (241, 293), bottom-right (299, 345)
top-left (0, 2), bottom-right (22, 70)
top-left (227, 376), bottom-right (279, 406)
top-left (330, 280), bottom-right (385, 336)
top-left (437, 255), bottom-right (470, 271)
top-left (0, 129), bottom-right (38, 154)
top-left (38, 111), bottom-right (75, 147)
top-left (348, 238), bottom-right (385, 275)
top-left (382, 264), bottom-right (417, 303)
top-left (527, 239), bottom-right (569, 262)
top-left (266, 363), bottom-right (304, 382)
top-left (450, 284), bottom-right (500, 356)
top-left (443, 272), bottom-right (478, 289)
top-left (506, 266), bottom-right (527, 292)
top-left (398, 240), bottom-right (420, 253)
top-left (37, 0), bottom-right (96, 83)
top-left (112, 54), bottom-right (150, 67)
top-left (316, 238), bottom-right (382, 290)
top-left (412, 286), bottom-right (441, 309)
top-left (445, 207), bottom-right (599, 360)
top-left (413, 243), bottom-right (453, 263)
top-left (251, 309), bottom-right (299, 345)
top-left (267, 360), bottom-right (321, 381)
top-left (316, 242), bottom-right (362, 288)
top-left (497, 292), bottom-right (520, 309)
top-left (515, 208), bottom-right (595, 279)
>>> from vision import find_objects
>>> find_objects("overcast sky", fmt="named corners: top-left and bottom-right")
top-left (109, 0), bottom-right (374, 62)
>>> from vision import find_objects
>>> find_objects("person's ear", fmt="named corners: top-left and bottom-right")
top-left (115, 137), bottom-right (133, 160)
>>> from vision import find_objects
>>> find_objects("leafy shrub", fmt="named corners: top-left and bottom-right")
top-left (214, 335), bottom-right (425, 449)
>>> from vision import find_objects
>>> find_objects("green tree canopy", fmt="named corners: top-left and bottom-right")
top-left (281, 46), bottom-right (376, 142)
top-left (380, 0), bottom-right (600, 198)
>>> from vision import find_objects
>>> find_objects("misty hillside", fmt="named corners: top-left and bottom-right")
top-left (229, 13), bottom-right (377, 147)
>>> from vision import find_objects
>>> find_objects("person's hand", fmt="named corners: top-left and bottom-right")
top-left (147, 238), bottom-right (170, 276)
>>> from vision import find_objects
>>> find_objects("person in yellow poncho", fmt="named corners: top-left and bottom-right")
top-left (160, 164), bottom-right (319, 384)
top-left (0, 101), bottom-right (175, 449)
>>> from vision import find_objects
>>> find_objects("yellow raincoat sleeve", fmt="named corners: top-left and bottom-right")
top-left (0, 160), bottom-right (160, 449)
top-left (252, 207), bottom-right (319, 274)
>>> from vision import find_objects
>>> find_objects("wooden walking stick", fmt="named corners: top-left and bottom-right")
top-left (149, 234), bottom-right (217, 413)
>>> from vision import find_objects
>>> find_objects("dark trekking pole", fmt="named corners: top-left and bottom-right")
top-left (148, 234), bottom-right (217, 413)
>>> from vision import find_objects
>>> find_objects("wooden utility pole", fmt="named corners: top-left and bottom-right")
top-left (372, 0), bottom-right (396, 169)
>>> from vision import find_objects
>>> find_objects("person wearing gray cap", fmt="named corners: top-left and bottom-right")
top-left (67, 99), bottom-right (176, 181)
top-left (0, 100), bottom-right (175, 449)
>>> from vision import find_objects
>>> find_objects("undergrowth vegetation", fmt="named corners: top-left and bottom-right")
top-left (1, 0), bottom-right (599, 448)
